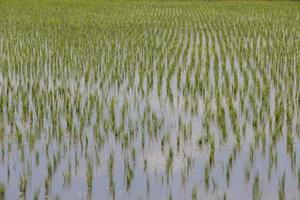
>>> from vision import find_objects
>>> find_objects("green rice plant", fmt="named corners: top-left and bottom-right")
top-left (19, 175), bottom-right (27, 196)
top-left (278, 173), bottom-right (286, 200)
top-left (192, 185), bottom-right (197, 200)
top-left (166, 147), bottom-right (174, 177)
top-left (108, 151), bottom-right (115, 196)
top-left (252, 174), bottom-right (261, 200)
top-left (124, 159), bottom-right (134, 191)
top-left (33, 188), bottom-right (40, 200)
top-left (0, 184), bottom-right (5, 199)
top-left (204, 165), bottom-right (210, 188)
top-left (244, 165), bottom-right (251, 184)
top-left (86, 160), bottom-right (93, 191)
top-left (286, 131), bottom-right (293, 154)
top-left (63, 171), bottom-right (71, 187)
top-left (298, 167), bottom-right (300, 190)
top-left (209, 135), bottom-right (215, 167)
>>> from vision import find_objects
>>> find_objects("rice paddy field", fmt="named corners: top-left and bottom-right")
top-left (0, 0), bottom-right (300, 199)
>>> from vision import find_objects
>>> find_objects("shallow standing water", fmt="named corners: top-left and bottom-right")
top-left (0, 1), bottom-right (299, 200)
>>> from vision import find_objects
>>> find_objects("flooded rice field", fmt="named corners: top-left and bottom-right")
top-left (0, 1), bottom-right (299, 199)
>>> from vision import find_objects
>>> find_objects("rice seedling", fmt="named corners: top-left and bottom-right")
top-left (192, 185), bottom-right (197, 200)
top-left (252, 174), bottom-right (261, 200)
top-left (278, 173), bottom-right (286, 200)
top-left (0, 184), bottom-right (5, 199)
top-left (298, 167), bottom-right (300, 190)
top-left (0, 0), bottom-right (299, 199)
top-left (86, 160), bottom-right (93, 191)
top-left (33, 188), bottom-right (40, 200)
top-left (19, 175), bottom-right (27, 196)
